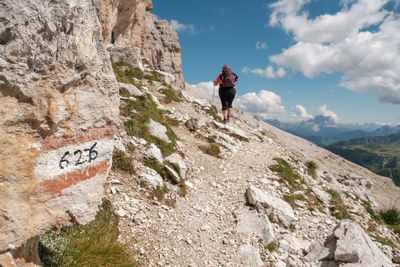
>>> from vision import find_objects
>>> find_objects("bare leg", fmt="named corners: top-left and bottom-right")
top-left (222, 110), bottom-right (228, 120)
top-left (227, 108), bottom-right (232, 117)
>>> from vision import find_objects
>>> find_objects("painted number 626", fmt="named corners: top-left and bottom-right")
top-left (59, 142), bottom-right (98, 169)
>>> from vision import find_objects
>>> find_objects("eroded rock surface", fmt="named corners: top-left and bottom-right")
top-left (0, 0), bottom-right (119, 256)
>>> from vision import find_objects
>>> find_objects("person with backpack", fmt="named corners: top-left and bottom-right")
top-left (214, 64), bottom-right (238, 123)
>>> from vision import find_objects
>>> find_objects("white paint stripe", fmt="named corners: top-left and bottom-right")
top-left (34, 139), bottom-right (114, 182)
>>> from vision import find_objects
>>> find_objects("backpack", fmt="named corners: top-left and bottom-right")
top-left (221, 65), bottom-right (236, 87)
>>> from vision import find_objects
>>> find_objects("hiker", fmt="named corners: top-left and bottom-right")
top-left (214, 65), bottom-right (238, 123)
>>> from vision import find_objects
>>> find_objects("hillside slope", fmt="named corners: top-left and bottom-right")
top-left (102, 64), bottom-right (400, 266)
top-left (327, 133), bottom-right (400, 186)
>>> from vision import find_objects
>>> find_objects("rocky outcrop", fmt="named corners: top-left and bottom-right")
top-left (307, 220), bottom-right (393, 266)
top-left (142, 13), bottom-right (184, 88)
top-left (99, 0), bottom-right (184, 87)
top-left (99, 0), bottom-right (153, 46)
top-left (0, 0), bottom-right (119, 260)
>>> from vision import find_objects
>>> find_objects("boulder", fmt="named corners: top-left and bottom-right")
top-left (144, 143), bottom-right (163, 165)
top-left (147, 119), bottom-right (171, 143)
top-left (164, 153), bottom-right (187, 179)
top-left (235, 208), bottom-right (275, 245)
top-left (307, 220), bottom-right (393, 266)
top-left (138, 172), bottom-right (163, 188)
top-left (237, 245), bottom-right (263, 266)
top-left (164, 165), bottom-right (180, 183)
top-left (185, 118), bottom-right (206, 132)
top-left (246, 186), bottom-right (297, 227)
top-left (333, 220), bottom-right (392, 266)
top-left (312, 187), bottom-right (331, 204)
top-left (119, 82), bottom-right (145, 97)
top-left (0, 0), bottom-right (118, 255)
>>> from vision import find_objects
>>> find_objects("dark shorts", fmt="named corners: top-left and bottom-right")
top-left (219, 87), bottom-right (236, 111)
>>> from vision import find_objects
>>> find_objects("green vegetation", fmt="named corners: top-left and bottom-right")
top-left (159, 86), bottom-right (183, 103)
top-left (305, 161), bottom-right (318, 178)
top-left (361, 199), bottom-right (382, 223)
top-left (112, 62), bottom-right (144, 85)
top-left (144, 70), bottom-right (161, 82)
top-left (200, 143), bottom-right (221, 158)
top-left (283, 194), bottom-right (306, 209)
top-left (112, 150), bottom-right (135, 174)
top-left (327, 189), bottom-right (351, 220)
top-left (39, 200), bottom-right (137, 267)
top-left (380, 208), bottom-right (400, 226)
top-left (151, 185), bottom-right (168, 202)
top-left (123, 94), bottom-right (177, 156)
top-left (203, 106), bottom-right (222, 122)
top-left (326, 133), bottom-right (400, 186)
top-left (266, 241), bottom-right (278, 252)
top-left (369, 233), bottom-right (397, 248)
top-left (269, 158), bottom-right (302, 190)
top-left (177, 181), bottom-right (187, 197)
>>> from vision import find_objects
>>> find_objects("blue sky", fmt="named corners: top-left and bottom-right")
top-left (152, 0), bottom-right (400, 125)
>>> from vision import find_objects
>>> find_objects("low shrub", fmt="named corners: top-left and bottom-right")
top-left (159, 86), bottom-right (183, 103)
top-left (380, 208), bottom-right (400, 226)
top-left (327, 189), bottom-right (351, 220)
top-left (151, 185), bottom-right (168, 202)
top-left (269, 158), bottom-right (302, 190)
top-left (112, 150), bottom-right (135, 174)
top-left (39, 200), bottom-right (138, 267)
top-left (112, 62), bottom-right (144, 85)
top-left (200, 143), bottom-right (221, 158)
top-left (305, 161), bottom-right (318, 178)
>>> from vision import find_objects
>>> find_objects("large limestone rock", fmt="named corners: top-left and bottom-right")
top-left (99, 0), bottom-right (153, 46)
top-left (307, 220), bottom-right (393, 266)
top-left (143, 13), bottom-right (185, 88)
top-left (0, 0), bottom-right (119, 256)
top-left (246, 186), bottom-right (297, 227)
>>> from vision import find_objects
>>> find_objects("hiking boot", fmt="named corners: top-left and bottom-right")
top-left (223, 118), bottom-right (228, 124)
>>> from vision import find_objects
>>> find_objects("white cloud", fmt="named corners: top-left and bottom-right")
top-left (256, 41), bottom-right (268, 50)
top-left (192, 81), bottom-right (216, 95)
top-left (316, 105), bottom-right (339, 123)
top-left (242, 65), bottom-right (286, 79)
top-left (170, 19), bottom-right (195, 34)
top-left (291, 104), bottom-right (313, 120)
top-left (235, 90), bottom-right (285, 119)
top-left (268, 0), bottom-right (400, 104)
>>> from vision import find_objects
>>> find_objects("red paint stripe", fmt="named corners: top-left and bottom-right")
top-left (32, 125), bottom-right (115, 153)
top-left (35, 160), bottom-right (110, 203)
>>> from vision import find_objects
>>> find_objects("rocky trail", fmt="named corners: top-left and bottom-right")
top-left (104, 76), bottom-right (400, 266)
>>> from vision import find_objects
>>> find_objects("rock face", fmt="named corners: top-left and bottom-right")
top-left (99, 0), bottom-right (185, 87)
top-left (0, 0), bottom-right (119, 256)
top-left (99, 0), bottom-right (153, 46)
top-left (142, 13), bottom-right (184, 88)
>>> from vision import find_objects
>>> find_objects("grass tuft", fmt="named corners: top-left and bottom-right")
top-left (203, 106), bottom-right (222, 122)
top-left (151, 185), bottom-right (168, 202)
top-left (283, 194), bottom-right (306, 209)
top-left (380, 208), bottom-right (400, 226)
top-left (199, 143), bottom-right (221, 158)
top-left (39, 200), bottom-right (138, 267)
top-left (144, 70), bottom-right (161, 82)
top-left (327, 189), bottom-right (351, 220)
top-left (305, 161), bottom-right (318, 178)
top-left (124, 94), bottom-right (177, 156)
top-left (112, 62), bottom-right (144, 85)
top-left (178, 181), bottom-right (187, 197)
top-left (112, 150), bottom-right (135, 174)
top-left (159, 86), bottom-right (183, 103)
top-left (269, 158), bottom-right (302, 190)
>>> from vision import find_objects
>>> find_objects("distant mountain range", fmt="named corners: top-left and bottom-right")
top-left (266, 118), bottom-right (400, 186)
top-left (326, 132), bottom-right (400, 186)
top-left (266, 119), bottom-right (400, 146)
